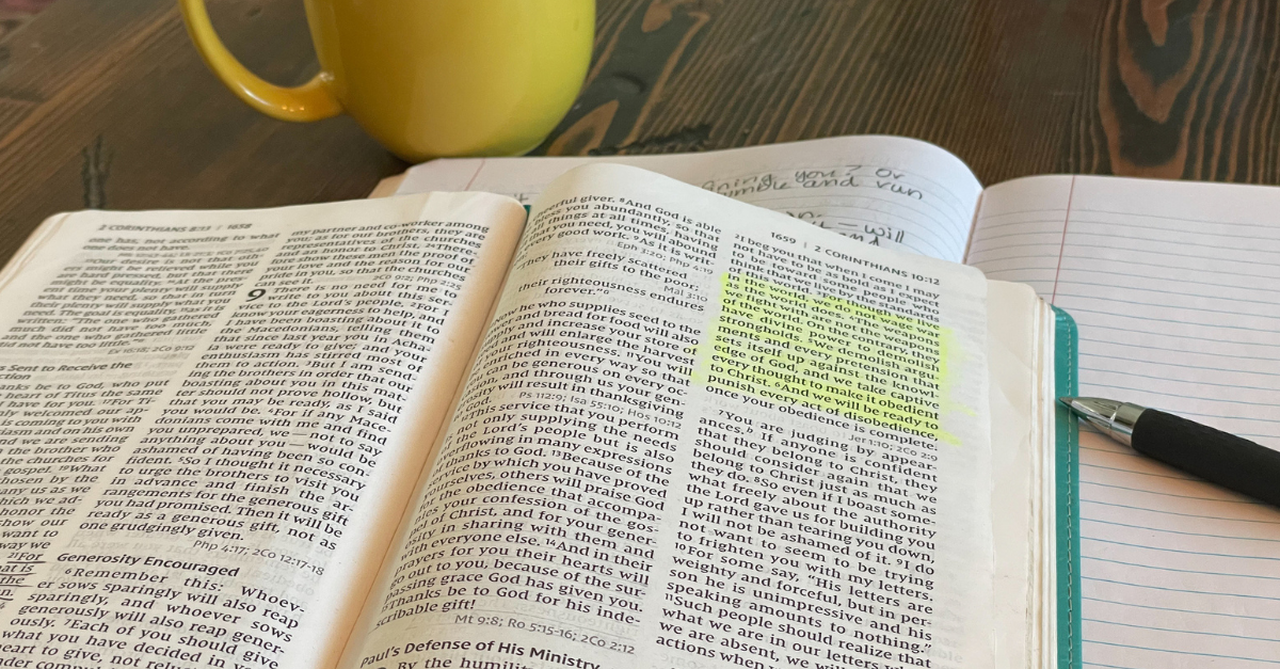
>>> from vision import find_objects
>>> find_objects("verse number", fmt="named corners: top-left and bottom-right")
top-left (246, 288), bottom-right (267, 301)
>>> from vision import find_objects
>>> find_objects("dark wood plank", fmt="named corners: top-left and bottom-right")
top-left (545, 0), bottom-right (1280, 187)
top-left (542, 0), bottom-right (1113, 185)
top-left (0, 0), bottom-right (403, 264)
top-left (1089, 0), bottom-right (1280, 181)
top-left (1, 0), bottom-right (1280, 268)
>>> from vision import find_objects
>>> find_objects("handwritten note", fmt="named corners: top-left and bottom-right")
top-left (395, 136), bottom-right (982, 262)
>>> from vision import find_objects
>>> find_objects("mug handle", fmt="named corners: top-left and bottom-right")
top-left (178, 0), bottom-right (342, 122)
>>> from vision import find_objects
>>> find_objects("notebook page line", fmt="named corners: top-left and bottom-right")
top-left (1082, 639), bottom-right (1280, 665)
top-left (1049, 175), bottom-right (1075, 304)
top-left (1082, 536), bottom-right (1280, 562)
top-left (1081, 500), bottom-right (1280, 525)
top-left (1082, 480), bottom-right (1270, 504)
top-left (1080, 596), bottom-right (1280, 622)
top-left (462, 158), bottom-right (487, 191)
top-left (1084, 556), bottom-right (1280, 581)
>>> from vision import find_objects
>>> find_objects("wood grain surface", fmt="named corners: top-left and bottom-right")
top-left (0, 0), bottom-right (1276, 264)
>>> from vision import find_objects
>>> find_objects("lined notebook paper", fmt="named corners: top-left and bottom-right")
top-left (969, 175), bottom-right (1280, 668)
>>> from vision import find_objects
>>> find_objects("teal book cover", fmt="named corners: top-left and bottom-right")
top-left (1053, 306), bottom-right (1082, 669)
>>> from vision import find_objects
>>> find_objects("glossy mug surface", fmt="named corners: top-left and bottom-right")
top-left (179, 0), bottom-right (594, 161)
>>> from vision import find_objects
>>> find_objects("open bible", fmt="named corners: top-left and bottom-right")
top-left (392, 134), bottom-right (1280, 668)
top-left (0, 161), bottom-right (1075, 669)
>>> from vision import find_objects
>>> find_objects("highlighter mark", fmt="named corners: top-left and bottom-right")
top-left (935, 327), bottom-right (972, 447)
top-left (694, 273), bottom-right (949, 442)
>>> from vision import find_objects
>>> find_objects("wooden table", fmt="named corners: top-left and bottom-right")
top-left (0, 0), bottom-right (1274, 265)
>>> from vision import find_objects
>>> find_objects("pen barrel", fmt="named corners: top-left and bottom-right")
top-left (1132, 409), bottom-right (1280, 508)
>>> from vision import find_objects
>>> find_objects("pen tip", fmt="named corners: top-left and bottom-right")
top-left (1057, 397), bottom-right (1077, 407)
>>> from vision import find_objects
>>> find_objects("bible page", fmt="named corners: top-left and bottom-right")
top-left (392, 135), bottom-right (983, 262)
top-left (0, 193), bottom-right (525, 669)
top-left (986, 282), bottom-right (1059, 669)
top-left (345, 164), bottom-right (1007, 669)
top-left (967, 175), bottom-right (1280, 668)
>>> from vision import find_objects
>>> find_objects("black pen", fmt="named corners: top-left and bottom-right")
top-left (1059, 397), bottom-right (1280, 509)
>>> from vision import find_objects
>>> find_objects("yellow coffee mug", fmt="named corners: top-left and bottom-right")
top-left (179, 0), bottom-right (594, 161)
